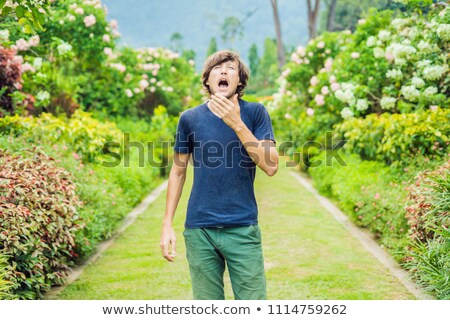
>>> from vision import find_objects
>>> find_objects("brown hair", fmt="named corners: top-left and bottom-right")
top-left (201, 50), bottom-right (250, 98)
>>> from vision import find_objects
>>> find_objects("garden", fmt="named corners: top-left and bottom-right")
top-left (0, 0), bottom-right (449, 300)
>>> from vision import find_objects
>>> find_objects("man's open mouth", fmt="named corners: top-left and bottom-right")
top-left (218, 79), bottom-right (229, 89)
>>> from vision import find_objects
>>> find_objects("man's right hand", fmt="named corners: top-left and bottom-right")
top-left (160, 224), bottom-right (177, 262)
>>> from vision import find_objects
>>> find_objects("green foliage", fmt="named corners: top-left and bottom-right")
top-left (248, 43), bottom-right (259, 78)
top-left (403, 159), bottom-right (450, 299)
top-left (309, 151), bottom-right (412, 257)
top-left (0, 110), bottom-right (122, 162)
top-left (206, 37), bottom-right (218, 57)
top-left (335, 108), bottom-right (450, 165)
top-left (248, 38), bottom-right (279, 94)
top-left (0, 148), bottom-right (83, 299)
top-left (0, 252), bottom-right (15, 300)
top-left (0, 0), bottom-right (51, 33)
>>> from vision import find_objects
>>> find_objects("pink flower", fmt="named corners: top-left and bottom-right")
top-left (310, 76), bottom-right (318, 86)
top-left (15, 38), bottom-right (30, 51)
top-left (112, 202), bottom-right (116, 205)
top-left (62, 145), bottom-right (68, 150)
top-left (329, 75), bottom-right (336, 83)
top-left (306, 108), bottom-right (314, 116)
top-left (430, 105), bottom-right (438, 112)
top-left (73, 153), bottom-right (80, 160)
top-left (321, 86), bottom-right (329, 95)
top-left (28, 35), bottom-right (40, 47)
top-left (104, 47), bottom-right (113, 56)
top-left (374, 193), bottom-right (381, 199)
top-left (84, 14), bottom-right (96, 27)
top-left (314, 94), bottom-right (325, 106)
top-left (102, 179), bottom-right (107, 183)
top-left (74, 7), bottom-right (84, 15)
top-left (110, 19), bottom-right (118, 29)
top-left (21, 63), bottom-right (35, 73)
top-left (351, 52), bottom-right (360, 59)
top-left (316, 41), bottom-right (325, 49)
top-left (385, 52), bottom-right (394, 62)
top-left (102, 34), bottom-right (110, 42)
top-left (331, 82), bottom-right (340, 92)
top-left (324, 58), bottom-right (333, 71)
top-left (139, 79), bottom-right (149, 90)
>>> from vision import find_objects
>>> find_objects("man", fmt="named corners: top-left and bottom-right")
top-left (160, 50), bottom-right (278, 300)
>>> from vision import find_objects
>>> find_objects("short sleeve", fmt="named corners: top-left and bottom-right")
top-left (173, 112), bottom-right (193, 154)
top-left (253, 104), bottom-right (276, 145)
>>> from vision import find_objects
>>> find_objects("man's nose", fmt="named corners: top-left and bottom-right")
top-left (220, 65), bottom-right (227, 74)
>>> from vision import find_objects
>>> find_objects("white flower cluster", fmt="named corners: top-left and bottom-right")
top-left (366, 36), bottom-right (377, 47)
top-left (380, 97), bottom-right (396, 110)
top-left (36, 91), bottom-right (50, 101)
top-left (411, 76), bottom-right (425, 88)
top-left (386, 43), bottom-right (416, 60)
top-left (57, 42), bottom-right (72, 55)
top-left (417, 40), bottom-right (440, 54)
top-left (423, 86), bottom-right (438, 97)
top-left (378, 30), bottom-right (391, 42)
top-left (437, 24), bottom-right (450, 41)
top-left (0, 29), bottom-right (9, 41)
top-left (391, 18), bottom-right (411, 30)
top-left (386, 69), bottom-right (403, 81)
top-left (373, 47), bottom-right (385, 59)
top-left (356, 99), bottom-right (369, 111)
top-left (334, 83), bottom-right (356, 106)
top-left (422, 64), bottom-right (449, 81)
top-left (400, 85), bottom-right (420, 102)
top-left (340, 107), bottom-right (354, 119)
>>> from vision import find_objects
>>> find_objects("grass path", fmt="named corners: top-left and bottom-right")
top-left (56, 158), bottom-right (414, 299)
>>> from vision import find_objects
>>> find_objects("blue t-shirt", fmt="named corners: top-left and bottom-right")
top-left (173, 98), bottom-right (276, 228)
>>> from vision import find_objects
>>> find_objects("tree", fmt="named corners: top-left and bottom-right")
top-left (326, 0), bottom-right (338, 31)
top-left (169, 32), bottom-right (183, 53)
top-left (206, 37), bottom-right (218, 57)
top-left (270, 0), bottom-right (286, 70)
top-left (306, 0), bottom-right (321, 39)
top-left (221, 16), bottom-right (244, 48)
top-left (248, 43), bottom-right (259, 78)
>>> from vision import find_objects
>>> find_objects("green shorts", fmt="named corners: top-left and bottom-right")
top-left (183, 224), bottom-right (267, 300)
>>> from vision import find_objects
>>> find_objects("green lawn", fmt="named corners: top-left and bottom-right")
top-left (55, 158), bottom-right (414, 299)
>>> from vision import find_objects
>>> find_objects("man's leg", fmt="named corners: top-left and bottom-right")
top-left (183, 228), bottom-right (226, 300)
top-left (221, 224), bottom-right (267, 300)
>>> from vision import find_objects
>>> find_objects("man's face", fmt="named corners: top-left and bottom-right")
top-left (206, 60), bottom-right (241, 99)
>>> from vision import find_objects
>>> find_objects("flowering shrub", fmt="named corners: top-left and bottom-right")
top-left (0, 148), bottom-right (84, 299)
top-left (335, 107), bottom-right (450, 165)
top-left (1, 0), bottom-right (201, 118)
top-left (0, 110), bottom-right (122, 162)
top-left (404, 158), bottom-right (450, 299)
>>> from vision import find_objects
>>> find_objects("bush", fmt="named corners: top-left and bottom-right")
top-left (0, 148), bottom-right (84, 299)
top-left (404, 158), bottom-right (450, 299)
top-left (0, 110), bottom-right (123, 163)
top-left (0, 252), bottom-right (14, 300)
top-left (309, 151), bottom-right (411, 256)
top-left (335, 108), bottom-right (450, 165)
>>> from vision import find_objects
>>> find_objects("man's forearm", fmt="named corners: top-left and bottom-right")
top-left (163, 170), bottom-right (186, 226)
top-left (233, 121), bottom-right (278, 176)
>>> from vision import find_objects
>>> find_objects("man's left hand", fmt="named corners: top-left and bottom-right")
top-left (209, 93), bottom-right (243, 131)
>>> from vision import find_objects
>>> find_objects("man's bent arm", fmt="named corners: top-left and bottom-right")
top-left (234, 124), bottom-right (279, 176)
top-left (160, 151), bottom-right (190, 262)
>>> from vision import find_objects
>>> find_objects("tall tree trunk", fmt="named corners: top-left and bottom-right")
top-left (326, 0), bottom-right (338, 31)
top-left (306, 0), bottom-right (321, 40)
top-left (270, 0), bottom-right (285, 69)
